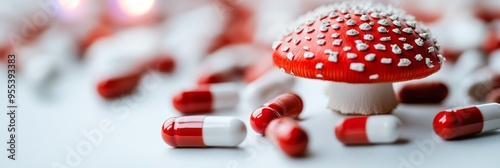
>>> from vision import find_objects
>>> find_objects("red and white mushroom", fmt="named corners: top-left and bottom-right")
top-left (272, 2), bottom-right (445, 115)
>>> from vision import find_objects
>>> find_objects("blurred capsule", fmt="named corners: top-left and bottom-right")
top-left (266, 117), bottom-right (308, 157)
top-left (147, 54), bottom-right (175, 73)
top-left (459, 68), bottom-right (498, 104)
top-left (397, 81), bottom-right (449, 104)
top-left (482, 20), bottom-right (500, 54)
top-left (474, 0), bottom-right (500, 22)
top-left (97, 71), bottom-right (143, 99)
top-left (242, 69), bottom-right (296, 108)
top-left (172, 83), bottom-right (240, 114)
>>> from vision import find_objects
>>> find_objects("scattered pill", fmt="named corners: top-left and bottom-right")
top-left (147, 54), bottom-right (176, 73)
top-left (486, 88), bottom-right (500, 103)
top-left (161, 116), bottom-right (247, 148)
top-left (397, 81), bottom-right (449, 104)
top-left (433, 103), bottom-right (500, 140)
top-left (97, 71), bottom-right (143, 99)
top-left (266, 117), bottom-right (308, 157)
top-left (242, 69), bottom-right (296, 108)
top-left (172, 83), bottom-right (240, 114)
top-left (459, 68), bottom-right (498, 104)
top-left (250, 93), bottom-right (303, 135)
top-left (335, 115), bottom-right (401, 145)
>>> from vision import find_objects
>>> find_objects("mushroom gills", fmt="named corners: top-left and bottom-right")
top-left (326, 82), bottom-right (398, 115)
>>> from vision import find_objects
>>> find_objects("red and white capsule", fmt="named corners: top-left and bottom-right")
top-left (266, 117), bottom-right (308, 157)
top-left (433, 103), bottom-right (500, 140)
top-left (172, 83), bottom-right (240, 114)
top-left (335, 115), bottom-right (401, 145)
top-left (161, 116), bottom-right (247, 147)
top-left (250, 93), bottom-right (303, 135)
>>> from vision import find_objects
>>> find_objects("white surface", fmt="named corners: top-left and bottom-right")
top-left (366, 115), bottom-right (401, 143)
top-left (1, 56), bottom-right (500, 168)
top-left (477, 103), bottom-right (500, 133)
top-left (202, 116), bottom-right (247, 147)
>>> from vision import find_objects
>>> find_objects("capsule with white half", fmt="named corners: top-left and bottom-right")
top-left (335, 115), bottom-right (402, 145)
top-left (161, 116), bottom-right (247, 147)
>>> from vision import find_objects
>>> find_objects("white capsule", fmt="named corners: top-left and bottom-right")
top-left (243, 69), bottom-right (295, 108)
top-left (335, 115), bottom-right (401, 145)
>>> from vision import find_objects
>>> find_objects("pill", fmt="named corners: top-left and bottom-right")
top-left (80, 24), bottom-right (114, 55)
top-left (147, 54), bottom-right (175, 73)
top-left (172, 83), bottom-right (240, 114)
top-left (265, 117), bottom-right (308, 157)
top-left (242, 69), bottom-right (296, 108)
top-left (161, 116), bottom-right (247, 148)
top-left (433, 103), bottom-right (500, 140)
top-left (397, 81), bottom-right (449, 104)
top-left (486, 89), bottom-right (500, 103)
top-left (459, 68), bottom-right (498, 104)
top-left (335, 115), bottom-right (401, 145)
top-left (97, 71), bottom-right (143, 99)
top-left (250, 93), bottom-right (303, 135)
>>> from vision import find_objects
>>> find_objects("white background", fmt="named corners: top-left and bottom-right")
top-left (1, 55), bottom-right (500, 168)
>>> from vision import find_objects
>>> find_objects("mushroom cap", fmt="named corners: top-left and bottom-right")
top-left (272, 2), bottom-right (445, 83)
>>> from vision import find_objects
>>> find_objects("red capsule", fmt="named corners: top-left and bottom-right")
top-left (172, 83), bottom-right (240, 114)
top-left (250, 93), bottom-right (303, 135)
top-left (148, 55), bottom-right (175, 73)
top-left (80, 24), bottom-right (114, 55)
top-left (433, 103), bottom-right (500, 140)
top-left (96, 72), bottom-right (143, 99)
top-left (266, 117), bottom-right (308, 157)
top-left (397, 81), bottom-right (449, 104)
top-left (335, 116), bottom-right (401, 145)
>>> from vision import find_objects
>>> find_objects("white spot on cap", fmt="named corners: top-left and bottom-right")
top-left (347, 29), bottom-right (360, 36)
top-left (347, 53), bottom-right (357, 59)
top-left (393, 20), bottom-right (402, 27)
top-left (360, 23), bottom-right (372, 30)
top-left (304, 52), bottom-right (315, 59)
top-left (364, 34), bottom-right (374, 41)
top-left (317, 34), bottom-right (325, 39)
top-left (295, 27), bottom-right (304, 33)
top-left (402, 28), bottom-right (412, 34)
top-left (399, 37), bottom-right (406, 42)
top-left (286, 37), bottom-right (292, 42)
top-left (344, 14), bottom-right (350, 19)
top-left (350, 63), bottom-right (365, 72)
top-left (325, 50), bottom-right (338, 62)
top-left (377, 27), bottom-right (389, 33)
top-left (280, 68), bottom-right (285, 72)
top-left (315, 63), bottom-right (323, 69)
top-left (360, 14), bottom-right (369, 21)
top-left (305, 36), bottom-right (312, 41)
top-left (380, 37), bottom-right (391, 41)
top-left (317, 40), bottom-right (326, 46)
top-left (286, 52), bottom-right (294, 60)
top-left (419, 33), bottom-right (430, 39)
top-left (365, 53), bottom-right (376, 61)
top-left (391, 44), bottom-right (402, 54)
top-left (415, 54), bottom-right (423, 61)
top-left (329, 12), bottom-right (338, 18)
top-left (336, 17), bottom-right (344, 22)
top-left (281, 46), bottom-right (290, 52)
top-left (428, 46), bottom-right (435, 53)
top-left (381, 58), bottom-right (392, 64)
top-left (303, 46), bottom-right (310, 51)
top-left (333, 39), bottom-right (342, 46)
top-left (398, 58), bottom-right (411, 67)
top-left (306, 19), bottom-right (315, 26)
top-left (437, 54), bottom-right (446, 63)
top-left (426, 58), bottom-right (434, 68)
top-left (392, 28), bottom-right (401, 34)
top-left (272, 41), bottom-right (282, 50)
top-left (331, 33), bottom-right (339, 38)
top-left (306, 27), bottom-right (315, 33)
top-left (389, 15), bottom-right (398, 20)
top-left (343, 46), bottom-right (351, 51)
top-left (370, 12), bottom-right (379, 18)
top-left (415, 38), bottom-right (424, 46)
top-left (332, 24), bottom-right (340, 29)
top-left (356, 43), bottom-right (369, 51)
top-left (316, 74), bottom-right (323, 78)
top-left (378, 19), bottom-right (390, 26)
top-left (293, 39), bottom-right (301, 45)
top-left (320, 26), bottom-right (328, 32)
top-left (375, 43), bottom-right (386, 50)
top-left (406, 20), bottom-right (416, 28)
top-left (346, 19), bottom-right (356, 26)
top-left (369, 74), bottom-right (379, 79)
top-left (403, 43), bottom-right (413, 50)
top-left (321, 20), bottom-right (331, 26)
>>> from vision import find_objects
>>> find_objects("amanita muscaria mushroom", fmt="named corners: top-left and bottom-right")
top-left (272, 2), bottom-right (445, 115)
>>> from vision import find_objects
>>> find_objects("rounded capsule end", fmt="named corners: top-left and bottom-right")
top-left (161, 117), bottom-right (177, 147)
top-left (250, 107), bottom-right (282, 135)
top-left (433, 111), bottom-right (460, 140)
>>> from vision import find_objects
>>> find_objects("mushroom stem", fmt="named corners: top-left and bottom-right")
top-left (326, 82), bottom-right (398, 115)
